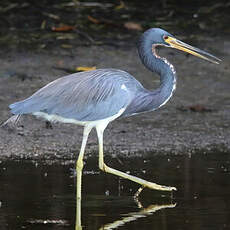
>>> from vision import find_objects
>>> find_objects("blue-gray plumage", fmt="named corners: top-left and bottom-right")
top-left (9, 29), bottom-right (178, 122)
top-left (3, 28), bottom-right (220, 197)
top-left (10, 69), bottom-right (134, 121)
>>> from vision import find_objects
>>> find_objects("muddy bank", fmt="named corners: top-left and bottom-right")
top-left (0, 34), bottom-right (229, 160)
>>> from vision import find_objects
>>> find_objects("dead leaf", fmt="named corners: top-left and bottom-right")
top-left (52, 25), bottom-right (76, 32)
top-left (189, 104), bottom-right (212, 112)
top-left (61, 44), bottom-right (73, 49)
top-left (88, 15), bottom-right (100, 24)
top-left (75, 66), bottom-right (96, 72)
top-left (115, 1), bottom-right (125, 10)
top-left (124, 22), bottom-right (143, 31)
top-left (87, 15), bottom-right (120, 28)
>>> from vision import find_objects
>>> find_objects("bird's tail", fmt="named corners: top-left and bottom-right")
top-left (1, 115), bottom-right (21, 129)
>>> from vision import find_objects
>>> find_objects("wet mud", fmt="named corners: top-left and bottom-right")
top-left (0, 37), bottom-right (229, 159)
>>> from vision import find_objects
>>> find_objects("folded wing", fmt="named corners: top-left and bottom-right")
top-left (10, 69), bottom-right (134, 121)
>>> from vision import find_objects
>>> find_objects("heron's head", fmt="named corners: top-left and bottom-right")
top-left (142, 28), bottom-right (221, 64)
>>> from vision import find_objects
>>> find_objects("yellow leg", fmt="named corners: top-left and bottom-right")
top-left (96, 124), bottom-right (177, 195)
top-left (75, 126), bottom-right (92, 229)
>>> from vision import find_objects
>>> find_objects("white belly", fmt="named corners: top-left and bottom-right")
top-left (33, 107), bottom-right (126, 128)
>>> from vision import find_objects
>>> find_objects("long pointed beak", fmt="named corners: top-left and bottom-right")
top-left (164, 36), bottom-right (221, 64)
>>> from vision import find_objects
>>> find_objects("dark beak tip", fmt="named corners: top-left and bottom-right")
top-left (215, 58), bottom-right (222, 64)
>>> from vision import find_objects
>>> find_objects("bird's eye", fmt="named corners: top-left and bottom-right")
top-left (163, 35), bottom-right (169, 40)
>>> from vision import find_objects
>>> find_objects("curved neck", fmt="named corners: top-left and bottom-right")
top-left (137, 37), bottom-right (177, 111)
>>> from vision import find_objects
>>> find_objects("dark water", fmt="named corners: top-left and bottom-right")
top-left (0, 153), bottom-right (230, 230)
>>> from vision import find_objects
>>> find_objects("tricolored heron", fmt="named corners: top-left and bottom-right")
top-left (3, 28), bottom-right (220, 198)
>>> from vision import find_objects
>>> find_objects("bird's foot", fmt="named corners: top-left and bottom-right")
top-left (146, 181), bottom-right (177, 192)
top-left (133, 183), bottom-right (176, 199)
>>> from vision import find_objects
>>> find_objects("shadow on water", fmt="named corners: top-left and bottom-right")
top-left (0, 152), bottom-right (230, 229)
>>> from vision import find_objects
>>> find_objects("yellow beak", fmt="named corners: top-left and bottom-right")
top-left (164, 36), bottom-right (221, 64)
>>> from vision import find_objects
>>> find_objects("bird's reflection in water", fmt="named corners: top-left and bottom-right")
top-left (75, 195), bottom-right (176, 230)
top-left (76, 196), bottom-right (82, 230)
top-left (99, 202), bottom-right (176, 230)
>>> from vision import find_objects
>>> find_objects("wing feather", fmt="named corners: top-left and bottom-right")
top-left (10, 69), bottom-right (135, 121)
